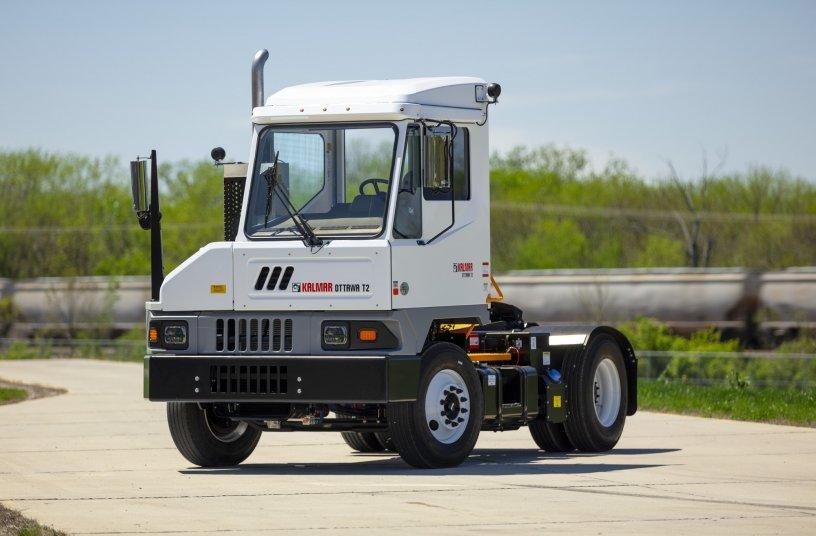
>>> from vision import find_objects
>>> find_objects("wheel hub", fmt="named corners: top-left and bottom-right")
top-left (204, 409), bottom-right (248, 443)
top-left (424, 370), bottom-right (470, 444)
top-left (441, 389), bottom-right (462, 420)
top-left (592, 357), bottom-right (622, 428)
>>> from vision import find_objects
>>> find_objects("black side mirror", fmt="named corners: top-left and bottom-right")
top-left (130, 159), bottom-right (150, 229)
top-left (211, 147), bottom-right (226, 163)
top-left (487, 83), bottom-right (501, 102)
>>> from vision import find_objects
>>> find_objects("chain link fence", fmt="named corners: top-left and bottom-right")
top-left (1, 338), bottom-right (813, 389)
top-left (638, 350), bottom-right (815, 389)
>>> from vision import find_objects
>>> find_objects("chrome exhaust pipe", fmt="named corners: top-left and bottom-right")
top-left (252, 49), bottom-right (269, 110)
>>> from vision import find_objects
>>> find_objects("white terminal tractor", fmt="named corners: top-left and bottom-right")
top-left (131, 49), bottom-right (637, 469)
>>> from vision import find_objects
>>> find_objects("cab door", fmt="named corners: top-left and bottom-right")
top-left (390, 123), bottom-right (485, 309)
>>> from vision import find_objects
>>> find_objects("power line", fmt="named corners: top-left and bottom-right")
top-left (0, 222), bottom-right (221, 235)
top-left (0, 204), bottom-right (813, 235)
top-left (492, 202), bottom-right (816, 223)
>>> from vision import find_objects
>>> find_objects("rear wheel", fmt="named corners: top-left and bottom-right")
top-left (340, 431), bottom-right (385, 453)
top-left (375, 432), bottom-right (396, 452)
top-left (388, 343), bottom-right (483, 469)
top-left (167, 402), bottom-right (262, 467)
top-left (562, 335), bottom-right (628, 452)
top-left (529, 420), bottom-right (574, 452)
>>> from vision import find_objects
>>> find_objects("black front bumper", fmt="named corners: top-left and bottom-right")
top-left (144, 355), bottom-right (420, 403)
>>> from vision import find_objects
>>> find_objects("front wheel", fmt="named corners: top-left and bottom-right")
top-left (167, 402), bottom-right (262, 467)
top-left (388, 343), bottom-right (483, 469)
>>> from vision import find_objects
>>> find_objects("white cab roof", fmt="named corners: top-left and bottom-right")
top-left (266, 77), bottom-right (486, 108)
top-left (253, 77), bottom-right (489, 124)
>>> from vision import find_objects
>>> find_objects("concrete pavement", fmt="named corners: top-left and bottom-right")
top-left (0, 358), bottom-right (814, 535)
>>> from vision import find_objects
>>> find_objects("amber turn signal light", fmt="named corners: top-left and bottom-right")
top-left (148, 327), bottom-right (159, 344)
top-left (358, 328), bottom-right (378, 342)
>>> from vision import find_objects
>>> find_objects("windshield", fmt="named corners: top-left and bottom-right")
top-left (245, 123), bottom-right (397, 239)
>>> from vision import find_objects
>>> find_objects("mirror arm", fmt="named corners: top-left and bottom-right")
top-left (417, 121), bottom-right (457, 246)
top-left (148, 150), bottom-right (164, 301)
top-left (417, 162), bottom-right (456, 246)
top-left (136, 210), bottom-right (150, 230)
top-left (417, 177), bottom-right (455, 246)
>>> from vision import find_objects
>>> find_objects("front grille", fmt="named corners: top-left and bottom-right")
top-left (209, 364), bottom-right (288, 394)
top-left (215, 318), bottom-right (293, 353)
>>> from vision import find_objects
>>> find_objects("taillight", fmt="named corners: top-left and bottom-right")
top-left (468, 334), bottom-right (480, 351)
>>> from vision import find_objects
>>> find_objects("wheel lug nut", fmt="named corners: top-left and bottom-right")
top-left (457, 417), bottom-right (464, 422)
top-left (460, 397), bottom-right (467, 402)
top-left (456, 388), bottom-right (463, 394)
top-left (440, 399), bottom-right (445, 405)
top-left (461, 408), bottom-right (468, 413)
top-left (451, 422), bottom-right (458, 427)
top-left (444, 419), bottom-right (451, 425)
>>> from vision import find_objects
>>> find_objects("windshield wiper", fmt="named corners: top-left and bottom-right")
top-left (261, 152), bottom-right (323, 247)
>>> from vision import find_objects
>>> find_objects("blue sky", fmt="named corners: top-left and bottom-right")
top-left (1, 0), bottom-right (814, 180)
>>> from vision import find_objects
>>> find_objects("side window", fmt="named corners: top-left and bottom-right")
top-left (452, 128), bottom-right (469, 200)
top-left (344, 127), bottom-right (394, 201)
top-left (392, 126), bottom-right (422, 239)
top-left (423, 127), bottom-right (469, 201)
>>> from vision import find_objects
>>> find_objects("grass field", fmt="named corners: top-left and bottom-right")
top-left (0, 503), bottom-right (65, 536)
top-left (639, 380), bottom-right (816, 427)
top-left (0, 386), bottom-right (26, 404)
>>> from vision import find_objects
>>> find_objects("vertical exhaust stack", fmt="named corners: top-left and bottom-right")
top-left (252, 49), bottom-right (269, 110)
top-left (217, 48), bottom-right (267, 241)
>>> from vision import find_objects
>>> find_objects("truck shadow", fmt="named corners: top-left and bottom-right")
top-left (180, 448), bottom-right (677, 477)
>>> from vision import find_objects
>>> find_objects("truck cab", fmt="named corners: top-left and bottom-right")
top-left (138, 50), bottom-right (636, 469)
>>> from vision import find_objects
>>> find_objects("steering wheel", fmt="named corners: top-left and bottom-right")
top-left (359, 178), bottom-right (389, 196)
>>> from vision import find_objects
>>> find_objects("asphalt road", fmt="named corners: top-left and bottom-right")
top-left (1, 359), bottom-right (815, 535)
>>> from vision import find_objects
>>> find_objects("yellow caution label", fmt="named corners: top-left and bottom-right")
top-left (210, 284), bottom-right (227, 294)
top-left (553, 395), bottom-right (562, 408)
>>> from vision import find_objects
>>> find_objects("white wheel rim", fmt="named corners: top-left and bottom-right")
top-left (423, 369), bottom-right (470, 444)
top-left (593, 358), bottom-right (621, 428)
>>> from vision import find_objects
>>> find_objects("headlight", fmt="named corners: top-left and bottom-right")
top-left (322, 323), bottom-right (349, 348)
top-left (149, 320), bottom-right (189, 350)
top-left (164, 324), bottom-right (188, 346)
top-left (321, 321), bottom-right (398, 350)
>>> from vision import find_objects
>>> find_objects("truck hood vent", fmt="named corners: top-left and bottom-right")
top-left (254, 266), bottom-right (294, 291)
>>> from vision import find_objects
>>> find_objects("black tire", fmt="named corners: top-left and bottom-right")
top-left (529, 420), bottom-right (575, 452)
top-left (340, 431), bottom-right (385, 453)
top-left (388, 342), bottom-right (484, 469)
top-left (167, 402), bottom-right (262, 467)
top-left (375, 432), bottom-right (397, 452)
top-left (562, 334), bottom-right (628, 452)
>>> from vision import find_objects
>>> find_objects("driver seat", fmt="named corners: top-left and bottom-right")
top-left (349, 192), bottom-right (387, 217)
